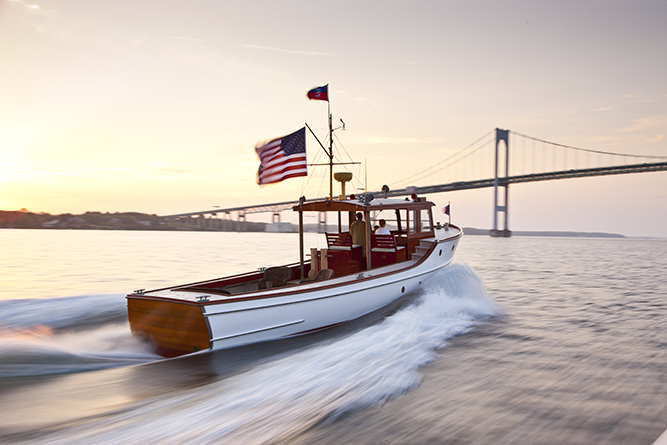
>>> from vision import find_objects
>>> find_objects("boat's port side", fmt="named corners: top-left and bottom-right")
top-left (176, 262), bottom-right (312, 296)
top-left (127, 297), bottom-right (211, 357)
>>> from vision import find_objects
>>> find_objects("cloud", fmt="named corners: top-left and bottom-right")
top-left (243, 45), bottom-right (335, 56)
top-left (154, 168), bottom-right (199, 175)
top-left (356, 136), bottom-right (436, 145)
top-left (7, 0), bottom-right (58, 15)
top-left (619, 115), bottom-right (667, 133)
top-left (589, 115), bottom-right (667, 147)
top-left (456, 67), bottom-right (498, 76)
top-left (101, 167), bottom-right (134, 172)
top-left (166, 36), bottom-right (206, 42)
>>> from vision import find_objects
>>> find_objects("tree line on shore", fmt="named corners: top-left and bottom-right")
top-left (0, 209), bottom-right (264, 231)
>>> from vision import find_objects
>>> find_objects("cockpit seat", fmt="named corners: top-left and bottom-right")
top-left (300, 268), bottom-right (334, 283)
top-left (371, 234), bottom-right (406, 268)
top-left (258, 266), bottom-right (292, 289)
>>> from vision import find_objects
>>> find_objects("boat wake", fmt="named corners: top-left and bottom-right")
top-left (27, 263), bottom-right (498, 444)
top-left (0, 294), bottom-right (159, 378)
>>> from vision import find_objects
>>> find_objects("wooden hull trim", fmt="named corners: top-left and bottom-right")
top-left (126, 298), bottom-right (211, 357)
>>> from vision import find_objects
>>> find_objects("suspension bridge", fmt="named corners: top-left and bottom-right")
top-left (165, 129), bottom-right (667, 236)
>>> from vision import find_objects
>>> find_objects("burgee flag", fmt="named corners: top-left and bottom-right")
top-left (307, 85), bottom-right (328, 101)
top-left (256, 127), bottom-right (307, 185)
top-left (444, 204), bottom-right (450, 215)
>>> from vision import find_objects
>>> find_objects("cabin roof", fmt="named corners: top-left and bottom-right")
top-left (293, 196), bottom-right (435, 213)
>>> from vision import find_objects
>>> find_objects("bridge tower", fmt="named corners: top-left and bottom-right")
top-left (318, 212), bottom-right (327, 233)
top-left (490, 128), bottom-right (512, 237)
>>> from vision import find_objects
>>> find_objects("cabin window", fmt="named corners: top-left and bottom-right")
top-left (411, 210), bottom-right (422, 233)
top-left (408, 210), bottom-right (417, 234)
top-left (396, 209), bottom-right (410, 234)
top-left (408, 208), bottom-right (433, 233)
top-left (372, 211), bottom-right (398, 232)
top-left (420, 209), bottom-right (432, 232)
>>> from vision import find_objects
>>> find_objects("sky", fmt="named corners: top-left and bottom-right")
top-left (0, 0), bottom-right (666, 237)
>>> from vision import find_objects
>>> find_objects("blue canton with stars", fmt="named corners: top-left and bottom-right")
top-left (281, 127), bottom-right (306, 155)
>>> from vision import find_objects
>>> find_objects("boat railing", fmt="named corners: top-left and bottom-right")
top-left (168, 261), bottom-right (309, 294)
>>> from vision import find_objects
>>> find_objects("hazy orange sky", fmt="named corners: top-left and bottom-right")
top-left (1, 0), bottom-right (665, 236)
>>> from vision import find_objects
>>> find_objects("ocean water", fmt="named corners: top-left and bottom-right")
top-left (0, 230), bottom-right (665, 444)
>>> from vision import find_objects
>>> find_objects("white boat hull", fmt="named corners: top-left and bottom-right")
top-left (127, 226), bottom-right (462, 357)
top-left (202, 232), bottom-right (460, 351)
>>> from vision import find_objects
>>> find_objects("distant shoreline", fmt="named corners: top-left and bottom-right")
top-left (461, 227), bottom-right (626, 238)
top-left (0, 210), bottom-right (644, 238)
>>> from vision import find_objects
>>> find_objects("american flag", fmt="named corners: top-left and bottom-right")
top-left (256, 127), bottom-right (307, 185)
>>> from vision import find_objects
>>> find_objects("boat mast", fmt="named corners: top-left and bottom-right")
top-left (328, 101), bottom-right (333, 200)
top-left (298, 208), bottom-right (304, 279)
top-left (305, 87), bottom-right (358, 199)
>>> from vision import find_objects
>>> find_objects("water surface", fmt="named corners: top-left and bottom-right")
top-left (0, 230), bottom-right (665, 444)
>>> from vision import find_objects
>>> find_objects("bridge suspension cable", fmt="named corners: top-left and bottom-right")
top-left (390, 128), bottom-right (667, 192)
top-left (390, 129), bottom-right (496, 188)
top-left (510, 130), bottom-right (667, 160)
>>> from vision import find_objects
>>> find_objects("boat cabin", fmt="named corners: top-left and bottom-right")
top-left (294, 195), bottom-right (436, 280)
top-left (167, 194), bottom-right (438, 298)
top-left (126, 193), bottom-right (455, 358)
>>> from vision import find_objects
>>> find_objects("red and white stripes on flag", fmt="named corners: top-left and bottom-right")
top-left (256, 127), bottom-right (307, 185)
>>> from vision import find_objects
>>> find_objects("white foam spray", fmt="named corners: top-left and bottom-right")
top-left (0, 294), bottom-right (159, 377)
top-left (33, 263), bottom-right (497, 444)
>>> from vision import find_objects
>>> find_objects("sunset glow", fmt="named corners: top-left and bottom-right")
top-left (1, 0), bottom-right (665, 236)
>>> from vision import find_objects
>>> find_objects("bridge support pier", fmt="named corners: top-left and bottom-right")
top-left (237, 212), bottom-right (246, 232)
top-left (490, 128), bottom-right (512, 237)
top-left (318, 212), bottom-right (327, 233)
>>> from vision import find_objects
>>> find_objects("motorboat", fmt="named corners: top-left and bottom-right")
top-left (126, 193), bottom-right (461, 357)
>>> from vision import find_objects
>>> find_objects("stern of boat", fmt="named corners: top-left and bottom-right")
top-left (127, 296), bottom-right (211, 357)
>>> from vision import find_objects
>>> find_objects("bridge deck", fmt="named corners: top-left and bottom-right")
top-left (163, 161), bottom-right (667, 218)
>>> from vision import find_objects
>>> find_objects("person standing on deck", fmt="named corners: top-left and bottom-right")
top-left (350, 212), bottom-right (367, 257)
